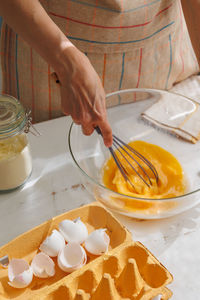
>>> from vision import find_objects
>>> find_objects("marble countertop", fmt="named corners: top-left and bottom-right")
top-left (0, 115), bottom-right (200, 299)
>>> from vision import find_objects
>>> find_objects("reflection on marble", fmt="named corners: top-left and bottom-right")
top-left (0, 117), bottom-right (94, 246)
top-left (1, 101), bottom-right (200, 299)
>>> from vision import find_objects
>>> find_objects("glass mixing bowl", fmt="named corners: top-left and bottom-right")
top-left (68, 89), bottom-right (200, 219)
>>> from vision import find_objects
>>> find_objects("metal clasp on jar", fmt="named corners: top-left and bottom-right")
top-left (24, 111), bottom-right (41, 136)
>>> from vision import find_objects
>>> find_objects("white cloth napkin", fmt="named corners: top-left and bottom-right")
top-left (171, 75), bottom-right (200, 103)
top-left (141, 75), bottom-right (200, 144)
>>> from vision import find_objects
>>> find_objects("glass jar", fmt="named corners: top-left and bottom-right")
top-left (0, 94), bottom-right (32, 192)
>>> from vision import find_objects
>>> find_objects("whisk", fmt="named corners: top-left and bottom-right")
top-left (50, 72), bottom-right (159, 188)
top-left (95, 127), bottom-right (159, 188)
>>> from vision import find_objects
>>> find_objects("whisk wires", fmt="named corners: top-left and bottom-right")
top-left (113, 135), bottom-right (159, 187)
top-left (96, 127), bottom-right (159, 189)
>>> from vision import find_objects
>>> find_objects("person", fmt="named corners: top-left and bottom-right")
top-left (0, 0), bottom-right (199, 148)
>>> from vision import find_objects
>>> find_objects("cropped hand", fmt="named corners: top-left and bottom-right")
top-left (0, 0), bottom-right (112, 147)
top-left (55, 46), bottom-right (113, 147)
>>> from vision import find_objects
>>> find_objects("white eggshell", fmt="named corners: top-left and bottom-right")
top-left (84, 229), bottom-right (110, 255)
top-left (8, 258), bottom-right (33, 289)
top-left (59, 218), bottom-right (88, 244)
top-left (58, 242), bottom-right (87, 273)
top-left (31, 252), bottom-right (55, 278)
top-left (152, 295), bottom-right (162, 300)
top-left (39, 229), bottom-right (65, 257)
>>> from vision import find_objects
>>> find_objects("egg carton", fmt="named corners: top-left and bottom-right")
top-left (0, 202), bottom-right (173, 299)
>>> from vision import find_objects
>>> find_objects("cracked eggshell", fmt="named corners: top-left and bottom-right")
top-left (31, 252), bottom-right (55, 278)
top-left (39, 229), bottom-right (65, 257)
top-left (152, 295), bottom-right (162, 300)
top-left (84, 229), bottom-right (110, 255)
top-left (59, 218), bottom-right (88, 244)
top-left (8, 258), bottom-right (33, 289)
top-left (57, 242), bottom-right (87, 273)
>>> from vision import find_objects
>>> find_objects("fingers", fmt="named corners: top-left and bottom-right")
top-left (62, 96), bottom-right (112, 146)
top-left (81, 124), bottom-right (94, 136)
top-left (81, 120), bottom-right (112, 148)
top-left (98, 119), bottom-right (113, 148)
top-left (79, 108), bottom-right (112, 147)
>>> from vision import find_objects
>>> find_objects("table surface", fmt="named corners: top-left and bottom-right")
top-left (0, 115), bottom-right (200, 299)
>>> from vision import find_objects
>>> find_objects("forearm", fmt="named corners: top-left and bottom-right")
top-left (0, 0), bottom-right (74, 72)
top-left (0, 0), bottom-right (112, 146)
top-left (181, 0), bottom-right (200, 67)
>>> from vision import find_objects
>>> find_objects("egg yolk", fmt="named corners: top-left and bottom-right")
top-left (102, 141), bottom-right (186, 211)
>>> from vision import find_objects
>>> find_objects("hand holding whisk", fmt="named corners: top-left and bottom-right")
top-left (95, 126), bottom-right (159, 189)
top-left (51, 72), bottom-right (159, 187)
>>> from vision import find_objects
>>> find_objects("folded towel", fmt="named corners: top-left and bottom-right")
top-left (171, 75), bottom-right (200, 103)
top-left (141, 92), bottom-right (200, 144)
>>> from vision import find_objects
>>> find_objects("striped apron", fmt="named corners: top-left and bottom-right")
top-left (0, 0), bottom-right (199, 123)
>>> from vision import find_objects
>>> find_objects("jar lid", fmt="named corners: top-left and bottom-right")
top-left (0, 94), bottom-right (27, 139)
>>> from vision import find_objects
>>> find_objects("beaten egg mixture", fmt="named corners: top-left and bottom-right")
top-left (102, 141), bottom-right (186, 204)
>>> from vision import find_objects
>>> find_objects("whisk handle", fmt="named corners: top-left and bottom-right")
top-left (95, 126), bottom-right (102, 135)
top-left (95, 127), bottom-right (130, 184)
top-left (95, 126), bottom-right (112, 151)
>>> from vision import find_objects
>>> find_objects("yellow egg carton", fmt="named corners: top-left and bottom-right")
top-left (0, 202), bottom-right (173, 299)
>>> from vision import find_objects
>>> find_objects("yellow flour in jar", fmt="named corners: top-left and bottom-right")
top-left (0, 134), bottom-right (32, 191)
top-left (0, 135), bottom-right (27, 161)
